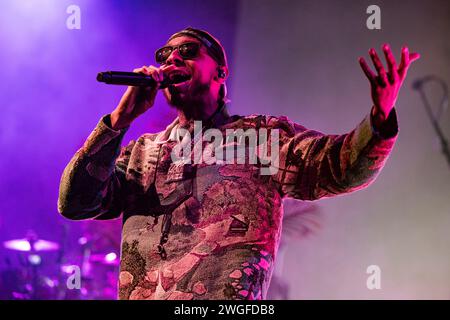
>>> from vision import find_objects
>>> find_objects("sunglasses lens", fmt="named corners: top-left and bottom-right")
top-left (155, 43), bottom-right (200, 64)
top-left (155, 47), bottom-right (172, 64)
top-left (179, 43), bottom-right (199, 59)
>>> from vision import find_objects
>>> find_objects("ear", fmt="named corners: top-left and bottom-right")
top-left (216, 66), bottom-right (229, 82)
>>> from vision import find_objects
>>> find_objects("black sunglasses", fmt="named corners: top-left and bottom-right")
top-left (155, 42), bottom-right (201, 65)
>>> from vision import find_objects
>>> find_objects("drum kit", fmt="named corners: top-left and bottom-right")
top-left (0, 227), bottom-right (120, 300)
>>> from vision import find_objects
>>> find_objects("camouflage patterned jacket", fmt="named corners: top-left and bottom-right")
top-left (58, 104), bottom-right (398, 300)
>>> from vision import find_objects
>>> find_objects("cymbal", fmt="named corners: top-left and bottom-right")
top-left (3, 238), bottom-right (60, 252)
top-left (89, 252), bottom-right (119, 266)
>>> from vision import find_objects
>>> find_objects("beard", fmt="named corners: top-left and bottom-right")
top-left (164, 80), bottom-right (212, 114)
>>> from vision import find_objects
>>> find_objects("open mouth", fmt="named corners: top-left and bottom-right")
top-left (168, 72), bottom-right (192, 85)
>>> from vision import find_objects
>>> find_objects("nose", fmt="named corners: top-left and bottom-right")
top-left (165, 48), bottom-right (184, 66)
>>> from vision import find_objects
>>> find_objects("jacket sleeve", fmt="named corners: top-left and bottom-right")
top-left (271, 107), bottom-right (399, 200)
top-left (58, 115), bottom-right (135, 220)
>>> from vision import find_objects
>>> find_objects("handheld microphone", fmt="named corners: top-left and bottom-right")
top-left (96, 71), bottom-right (174, 88)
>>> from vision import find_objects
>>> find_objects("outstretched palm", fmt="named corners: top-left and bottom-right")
top-left (359, 44), bottom-right (420, 120)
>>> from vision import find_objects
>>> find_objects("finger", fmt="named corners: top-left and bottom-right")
top-left (147, 65), bottom-right (164, 83)
top-left (382, 44), bottom-right (398, 83)
top-left (398, 51), bottom-right (420, 80)
top-left (132, 67), bottom-right (144, 73)
top-left (369, 48), bottom-right (388, 86)
top-left (409, 52), bottom-right (421, 63)
top-left (134, 66), bottom-right (160, 90)
top-left (398, 47), bottom-right (412, 79)
top-left (359, 57), bottom-right (376, 84)
top-left (137, 66), bottom-right (160, 78)
top-left (142, 66), bottom-right (159, 86)
top-left (398, 47), bottom-right (408, 74)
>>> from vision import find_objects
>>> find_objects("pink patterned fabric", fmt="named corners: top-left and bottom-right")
top-left (58, 104), bottom-right (398, 299)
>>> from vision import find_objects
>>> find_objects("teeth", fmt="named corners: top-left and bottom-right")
top-left (169, 71), bottom-right (189, 81)
top-left (169, 72), bottom-right (191, 82)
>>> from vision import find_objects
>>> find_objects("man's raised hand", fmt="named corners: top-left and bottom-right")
top-left (359, 44), bottom-right (420, 122)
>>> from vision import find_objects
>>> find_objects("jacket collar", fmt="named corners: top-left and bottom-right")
top-left (156, 103), bottom-right (231, 144)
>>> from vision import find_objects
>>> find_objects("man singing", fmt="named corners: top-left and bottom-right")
top-left (58, 27), bottom-right (419, 300)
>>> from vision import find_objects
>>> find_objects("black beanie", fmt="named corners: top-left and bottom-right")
top-left (168, 27), bottom-right (228, 67)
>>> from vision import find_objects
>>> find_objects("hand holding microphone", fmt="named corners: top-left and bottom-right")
top-left (109, 65), bottom-right (165, 130)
